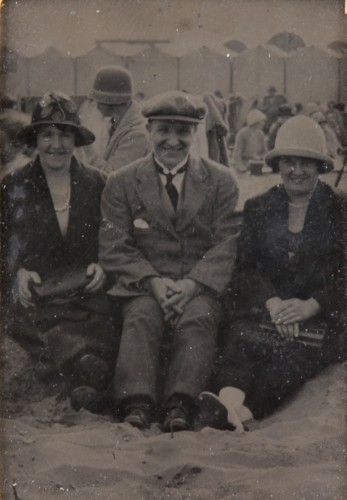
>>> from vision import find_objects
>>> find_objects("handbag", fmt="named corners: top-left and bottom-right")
top-left (258, 321), bottom-right (327, 349)
top-left (31, 267), bottom-right (91, 300)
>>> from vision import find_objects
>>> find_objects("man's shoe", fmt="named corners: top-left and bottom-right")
top-left (70, 386), bottom-right (108, 413)
top-left (123, 407), bottom-right (152, 429)
top-left (162, 407), bottom-right (191, 433)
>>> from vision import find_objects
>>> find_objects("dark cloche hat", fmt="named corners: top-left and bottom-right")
top-left (142, 90), bottom-right (207, 123)
top-left (90, 65), bottom-right (133, 105)
top-left (20, 91), bottom-right (95, 147)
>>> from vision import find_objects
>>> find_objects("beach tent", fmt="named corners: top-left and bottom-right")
top-left (286, 46), bottom-right (339, 104)
top-left (74, 45), bottom-right (124, 96)
top-left (179, 46), bottom-right (230, 96)
top-left (21, 47), bottom-right (74, 97)
top-left (338, 54), bottom-right (347, 103)
top-left (126, 45), bottom-right (178, 98)
top-left (232, 45), bottom-right (286, 99)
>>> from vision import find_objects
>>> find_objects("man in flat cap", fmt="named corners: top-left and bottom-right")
top-left (99, 90), bottom-right (239, 432)
top-left (83, 65), bottom-right (150, 173)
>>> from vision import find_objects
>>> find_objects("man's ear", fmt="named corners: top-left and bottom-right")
top-left (146, 121), bottom-right (152, 133)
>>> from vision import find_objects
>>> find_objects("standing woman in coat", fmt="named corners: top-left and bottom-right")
top-left (1, 92), bottom-right (119, 412)
top-left (213, 116), bottom-right (346, 422)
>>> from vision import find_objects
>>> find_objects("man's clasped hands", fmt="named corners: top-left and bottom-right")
top-left (146, 276), bottom-right (202, 325)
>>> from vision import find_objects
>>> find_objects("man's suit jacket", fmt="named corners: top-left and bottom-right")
top-left (99, 153), bottom-right (239, 297)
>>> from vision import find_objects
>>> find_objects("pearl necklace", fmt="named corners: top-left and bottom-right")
top-left (288, 201), bottom-right (310, 208)
top-left (53, 185), bottom-right (71, 212)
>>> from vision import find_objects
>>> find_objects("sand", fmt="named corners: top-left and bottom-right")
top-left (2, 329), bottom-right (346, 500)
top-left (2, 170), bottom-right (346, 500)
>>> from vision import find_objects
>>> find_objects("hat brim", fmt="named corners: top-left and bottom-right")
top-left (19, 121), bottom-right (95, 147)
top-left (90, 90), bottom-right (131, 105)
top-left (147, 115), bottom-right (202, 124)
top-left (265, 148), bottom-right (334, 173)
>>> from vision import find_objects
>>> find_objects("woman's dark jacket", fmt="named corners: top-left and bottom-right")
top-left (1, 155), bottom-right (106, 297)
top-left (231, 181), bottom-right (346, 325)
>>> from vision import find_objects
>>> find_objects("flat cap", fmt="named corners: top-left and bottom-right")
top-left (142, 90), bottom-right (206, 123)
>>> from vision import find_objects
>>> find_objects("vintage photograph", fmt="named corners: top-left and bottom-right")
top-left (1, 0), bottom-right (346, 498)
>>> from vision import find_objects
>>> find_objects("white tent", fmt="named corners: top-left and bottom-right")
top-left (126, 45), bottom-right (178, 98)
top-left (74, 45), bottom-right (124, 96)
top-left (286, 46), bottom-right (339, 104)
top-left (179, 46), bottom-right (231, 96)
top-left (232, 45), bottom-right (286, 100)
top-left (338, 54), bottom-right (347, 103)
top-left (20, 47), bottom-right (74, 96)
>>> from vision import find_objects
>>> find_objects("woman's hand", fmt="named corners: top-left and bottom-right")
top-left (265, 296), bottom-right (302, 340)
top-left (273, 298), bottom-right (321, 325)
top-left (275, 322), bottom-right (300, 340)
top-left (84, 263), bottom-right (107, 293)
top-left (17, 268), bottom-right (41, 307)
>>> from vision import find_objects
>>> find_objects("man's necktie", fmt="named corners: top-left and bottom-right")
top-left (107, 117), bottom-right (116, 144)
top-left (156, 165), bottom-right (187, 211)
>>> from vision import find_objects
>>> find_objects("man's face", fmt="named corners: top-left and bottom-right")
top-left (148, 120), bottom-right (197, 170)
top-left (278, 156), bottom-right (320, 198)
top-left (97, 102), bottom-right (117, 118)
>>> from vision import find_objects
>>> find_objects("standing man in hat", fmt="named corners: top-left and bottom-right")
top-left (261, 86), bottom-right (287, 133)
top-left (84, 65), bottom-right (150, 173)
top-left (267, 103), bottom-right (293, 150)
top-left (99, 90), bottom-right (239, 431)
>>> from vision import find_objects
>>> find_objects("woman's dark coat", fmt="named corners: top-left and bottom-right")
top-left (231, 180), bottom-right (346, 325)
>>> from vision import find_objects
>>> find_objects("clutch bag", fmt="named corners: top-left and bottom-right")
top-left (259, 321), bottom-right (326, 349)
top-left (31, 267), bottom-right (91, 299)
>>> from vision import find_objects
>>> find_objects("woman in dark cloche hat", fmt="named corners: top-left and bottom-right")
top-left (1, 91), bottom-right (120, 413)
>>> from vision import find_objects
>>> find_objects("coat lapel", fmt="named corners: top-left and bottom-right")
top-left (175, 156), bottom-right (209, 232)
top-left (65, 157), bottom-right (86, 248)
top-left (28, 157), bottom-right (65, 248)
top-left (135, 154), bottom-right (178, 238)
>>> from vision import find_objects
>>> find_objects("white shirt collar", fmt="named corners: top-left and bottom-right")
top-left (154, 155), bottom-right (189, 175)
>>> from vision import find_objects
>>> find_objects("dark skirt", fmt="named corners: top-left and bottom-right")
top-left (214, 318), bottom-right (338, 419)
top-left (5, 294), bottom-right (121, 376)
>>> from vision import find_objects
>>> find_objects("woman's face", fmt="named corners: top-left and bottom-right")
top-left (36, 125), bottom-right (75, 171)
top-left (278, 156), bottom-right (320, 198)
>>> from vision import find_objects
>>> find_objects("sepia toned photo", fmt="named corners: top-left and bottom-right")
top-left (1, 1), bottom-right (346, 499)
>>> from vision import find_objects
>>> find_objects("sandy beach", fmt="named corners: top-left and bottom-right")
top-left (2, 337), bottom-right (346, 500)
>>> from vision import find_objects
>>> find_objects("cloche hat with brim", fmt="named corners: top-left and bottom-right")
top-left (90, 65), bottom-right (133, 105)
top-left (246, 109), bottom-right (266, 126)
top-left (265, 115), bottom-right (334, 173)
top-left (19, 91), bottom-right (95, 147)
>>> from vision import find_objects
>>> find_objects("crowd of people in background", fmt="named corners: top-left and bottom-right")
top-left (1, 82), bottom-right (347, 180)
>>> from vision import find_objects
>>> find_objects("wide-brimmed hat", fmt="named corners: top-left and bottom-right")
top-left (90, 65), bottom-right (133, 105)
top-left (246, 109), bottom-right (266, 126)
top-left (142, 90), bottom-right (206, 123)
top-left (19, 91), bottom-right (95, 147)
top-left (265, 115), bottom-right (334, 173)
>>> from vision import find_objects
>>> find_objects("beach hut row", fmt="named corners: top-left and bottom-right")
top-left (3, 43), bottom-right (347, 105)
